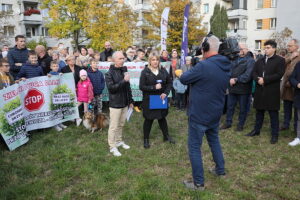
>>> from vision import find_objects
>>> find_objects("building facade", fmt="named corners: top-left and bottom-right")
top-left (0, 0), bottom-right (72, 48)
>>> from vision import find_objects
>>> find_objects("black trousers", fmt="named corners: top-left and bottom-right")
top-left (143, 117), bottom-right (169, 140)
top-left (254, 109), bottom-right (279, 137)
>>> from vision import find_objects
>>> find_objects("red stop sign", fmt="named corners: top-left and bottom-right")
top-left (24, 89), bottom-right (45, 111)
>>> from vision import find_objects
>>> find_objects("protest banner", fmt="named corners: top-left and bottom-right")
top-left (98, 62), bottom-right (147, 101)
top-left (0, 73), bottom-right (79, 151)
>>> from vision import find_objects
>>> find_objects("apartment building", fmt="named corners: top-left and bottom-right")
top-left (0, 0), bottom-right (71, 48)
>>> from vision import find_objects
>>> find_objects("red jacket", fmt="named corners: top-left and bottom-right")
top-left (77, 78), bottom-right (94, 103)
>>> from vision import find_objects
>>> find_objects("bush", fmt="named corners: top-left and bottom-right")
top-left (26, 38), bottom-right (48, 50)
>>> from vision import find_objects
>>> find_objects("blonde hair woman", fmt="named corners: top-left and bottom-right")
top-left (139, 51), bottom-right (175, 148)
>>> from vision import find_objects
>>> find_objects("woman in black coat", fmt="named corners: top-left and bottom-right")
top-left (139, 52), bottom-right (175, 148)
top-left (61, 55), bottom-right (81, 85)
top-left (288, 61), bottom-right (300, 146)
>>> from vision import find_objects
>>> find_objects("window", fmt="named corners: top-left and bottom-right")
top-left (255, 40), bottom-right (262, 49)
top-left (135, 0), bottom-right (143, 4)
top-left (257, 0), bottom-right (263, 8)
top-left (1, 4), bottom-right (13, 12)
top-left (42, 27), bottom-right (49, 37)
top-left (271, 0), bottom-right (276, 7)
top-left (270, 18), bottom-right (276, 29)
top-left (242, 19), bottom-right (247, 29)
top-left (26, 27), bottom-right (37, 38)
top-left (256, 19), bottom-right (262, 29)
top-left (3, 26), bottom-right (14, 36)
top-left (204, 4), bottom-right (209, 14)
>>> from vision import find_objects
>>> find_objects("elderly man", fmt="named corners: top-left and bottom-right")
top-left (105, 51), bottom-right (134, 157)
top-left (280, 39), bottom-right (300, 132)
top-left (221, 44), bottom-right (255, 131)
top-left (180, 34), bottom-right (231, 190)
top-left (7, 35), bottom-right (29, 79)
top-left (246, 40), bottom-right (285, 144)
top-left (0, 45), bottom-right (9, 59)
top-left (35, 45), bottom-right (52, 74)
top-left (100, 41), bottom-right (114, 61)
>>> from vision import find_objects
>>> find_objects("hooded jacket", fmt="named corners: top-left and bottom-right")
top-left (180, 54), bottom-right (231, 126)
top-left (77, 78), bottom-right (94, 103)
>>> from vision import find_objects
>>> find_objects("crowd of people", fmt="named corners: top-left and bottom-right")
top-left (1, 34), bottom-right (300, 191)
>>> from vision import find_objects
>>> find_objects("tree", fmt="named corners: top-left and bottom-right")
top-left (42, 0), bottom-right (136, 51)
top-left (81, 1), bottom-right (137, 51)
top-left (271, 27), bottom-right (293, 51)
top-left (0, 10), bottom-right (13, 45)
top-left (144, 0), bottom-right (206, 52)
top-left (210, 4), bottom-right (228, 39)
top-left (42, 0), bottom-right (87, 50)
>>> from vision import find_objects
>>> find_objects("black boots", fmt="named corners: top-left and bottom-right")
top-left (245, 130), bottom-right (260, 136)
top-left (144, 139), bottom-right (150, 149)
top-left (163, 135), bottom-right (175, 144)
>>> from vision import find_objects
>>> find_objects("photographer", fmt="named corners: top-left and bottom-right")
top-left (180, 35), bottom-right (231, 190)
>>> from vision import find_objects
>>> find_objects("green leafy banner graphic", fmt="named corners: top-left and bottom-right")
top-left (0, 73), bottom-right (79, 151)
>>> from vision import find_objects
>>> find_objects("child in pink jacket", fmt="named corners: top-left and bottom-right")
top-left (76, 69), bottom-right (94, 126)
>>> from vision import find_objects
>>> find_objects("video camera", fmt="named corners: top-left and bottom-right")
top-left (191, 33), bottom-right (240, 61)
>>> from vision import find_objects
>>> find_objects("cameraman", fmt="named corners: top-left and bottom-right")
top-left (221, 44), bottom-right (255, 131)
top-left (180, 35), bottom-right (231, 190)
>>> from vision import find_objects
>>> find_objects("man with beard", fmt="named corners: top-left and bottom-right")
top-left (100, 41), bottom-right (114, 61)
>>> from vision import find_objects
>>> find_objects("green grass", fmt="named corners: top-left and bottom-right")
top-left (1, 107), bottom-right (300, 200)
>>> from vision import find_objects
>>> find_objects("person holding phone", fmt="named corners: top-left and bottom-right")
top-left (139, 51), bottom-right (175, 149)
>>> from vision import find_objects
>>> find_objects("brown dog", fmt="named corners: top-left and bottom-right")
top-left (83, 112), bottom-right (110, 133)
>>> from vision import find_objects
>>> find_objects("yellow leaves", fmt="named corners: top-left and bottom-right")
top-left (146, 0), bottom-right (206, 51)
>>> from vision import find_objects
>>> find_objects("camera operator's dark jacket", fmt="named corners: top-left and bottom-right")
top-left (229, 53), bottom-right (255, 94)
top-left (180, 54), bottom-right (231, 126)
top-left (105, 65), bottom-right (133, 108)
top-left (252, 54), bottom-right (285, 110)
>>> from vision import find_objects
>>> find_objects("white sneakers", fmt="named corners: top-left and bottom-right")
top-left (116, 141), bottom-right (130, 149)
top-left (110, 142), bottom-right (130, 157)
top-left (288, 138), bottom-right (300, 146)
top-left (110, 147), bottom-right (122, 157)
top-left (54, 125), bottom-right (62, 132)
top-left (54, 123), bottom-right (68, 132)
top-left (59, 123), bottom-right (67, 129)
top-left (76, 118), bottom-right (82, 126)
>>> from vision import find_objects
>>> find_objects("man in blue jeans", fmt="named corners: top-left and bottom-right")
top-left (180, 34), bottom-right (231, 190)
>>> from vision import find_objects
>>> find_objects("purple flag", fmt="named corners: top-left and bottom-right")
top-left (180, 4), bottom-right (190, 65)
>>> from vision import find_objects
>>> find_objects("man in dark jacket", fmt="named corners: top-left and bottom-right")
top-left (105, 51), bottom-right (133, 157)
top-left (180, 35), bottom-right (231, 190)
top-left (221, 44), bottom-right (255, 131)
top-left (246, 40), bottom-right (285, 144)
top-left (36, 45), bottom-right (52, 74)
top-left (100, 41), bottom-right (114, 61)
top-left (7, 35), bottom-right (29, 79)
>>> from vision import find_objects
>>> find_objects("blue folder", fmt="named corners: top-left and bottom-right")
top-left (149, 95), bottom-right (168, 109)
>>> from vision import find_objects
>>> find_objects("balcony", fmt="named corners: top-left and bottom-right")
top-left (227, 8), bottom-right (247, 19)
top-left (22, 14), bottom-right (42, 22)
top-left (226, 29), bottom-right (247, 38)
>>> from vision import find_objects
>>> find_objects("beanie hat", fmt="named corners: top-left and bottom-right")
top-left (80, 69), bottom-right (87, 77)
top-left (175, 69), bottom-right (183, 77)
